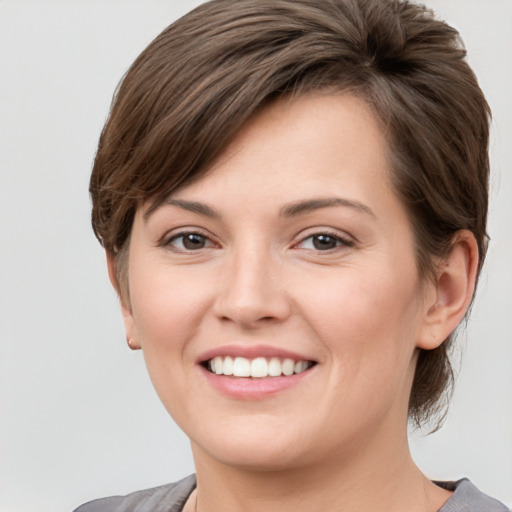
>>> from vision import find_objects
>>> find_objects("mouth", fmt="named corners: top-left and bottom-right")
top-left (202, 356), bottom-right (317, 378)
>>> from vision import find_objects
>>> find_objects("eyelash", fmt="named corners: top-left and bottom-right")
top-left (162, 229), bottom-right (354, 253)
top-left (163, 230), bottom-right (216, 252)
top-left (293, 231), bottom-right (354, 252)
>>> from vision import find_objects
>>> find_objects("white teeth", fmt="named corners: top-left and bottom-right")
top-left (268, 357), bottom-right (282, 377)
top-left (223, 356), bottom-right (234, 375)
top-left (282, 358), bottom-right (294, 376)
top-left (233, 357), bottom-right (251, 377)
top-left (207, 356), bottom-right (312, 378)
top-left (294, 360), bottom-right (308, 374)
top-left (250, 357), bottom-right (268, 378)
top-left (213, 356), bottom-right (223, 375)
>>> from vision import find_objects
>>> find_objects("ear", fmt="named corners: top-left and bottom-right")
top-left (106, 250), bottom-right (141, 350)
top-left (417, 230), bottom-right (479, 350)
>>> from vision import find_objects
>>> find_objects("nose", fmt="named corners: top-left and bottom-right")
top-left (213, 248), bottom-right (292, 329)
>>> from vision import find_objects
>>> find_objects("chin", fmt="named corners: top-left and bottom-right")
top-left (191, 425), bottom-right (318, 472)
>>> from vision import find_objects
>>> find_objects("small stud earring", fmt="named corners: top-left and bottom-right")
top-left (127, 337), bottom-right (138, 350)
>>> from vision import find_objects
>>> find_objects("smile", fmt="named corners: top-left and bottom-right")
top-left (206, 356), bottom-right (315, 378)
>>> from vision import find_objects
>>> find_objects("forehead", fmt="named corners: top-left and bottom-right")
top-left (170, 94), bottom-right (390, 197)
top-left (213, 92), bottom-right (387, 167)
top-left (142, 93), bottom-right (402, 231)
top-left (143, 92), bottom-right (394, 220)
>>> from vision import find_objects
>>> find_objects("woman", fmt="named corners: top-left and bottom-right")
top-left (75, 0), bottom-right (508, 510)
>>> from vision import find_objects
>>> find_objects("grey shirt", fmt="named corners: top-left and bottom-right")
top-left (74, 475), bottom-right (509, 512)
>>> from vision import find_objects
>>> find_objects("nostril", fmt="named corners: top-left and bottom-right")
top-left (219, 314), bottom-right (278, 325)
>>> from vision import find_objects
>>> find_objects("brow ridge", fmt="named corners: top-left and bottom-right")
top-left (280, 197), bottom-right (376, 218)
top-left (146, 196), bottom-right (375, 220)
top-left (145, 199), bottom-right (221, 220)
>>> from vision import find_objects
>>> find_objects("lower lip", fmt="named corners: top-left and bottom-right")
top-left (200, 366), bottom-right (313, 400)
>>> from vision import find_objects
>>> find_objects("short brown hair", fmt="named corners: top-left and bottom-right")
top-left (90, 0), bottom-right (490, 428)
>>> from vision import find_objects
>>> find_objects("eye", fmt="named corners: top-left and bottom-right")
top-left (165, 231), bottom-right (215, 251)
top-left (297, 232), bottom-right (353, 251)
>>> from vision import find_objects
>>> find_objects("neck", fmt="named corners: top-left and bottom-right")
top-left (190, 428), bottom-right (450, 512)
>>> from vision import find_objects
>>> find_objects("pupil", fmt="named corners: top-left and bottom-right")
top-left (313, 234), bottom-right (336, 250)
top-left (184, 234), bottom-right (205, 249)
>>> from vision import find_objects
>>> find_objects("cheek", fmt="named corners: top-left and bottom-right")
top-left (129, 262), bottom-right (213, 357)
top-left (127, 266), bottom-right (212, 418)
top-left (306, 270), bottom-right (422, 424)
top-left (299, 263), bottom-right (422, 370)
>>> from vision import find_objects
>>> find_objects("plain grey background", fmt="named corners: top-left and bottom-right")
top-left (0, 1), bottom-right (510, 511)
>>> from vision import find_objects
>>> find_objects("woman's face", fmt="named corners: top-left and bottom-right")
top-left (122, 94), bottom-right (436, 471)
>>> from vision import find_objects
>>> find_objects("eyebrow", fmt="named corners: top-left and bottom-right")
top-left (280, 197), bottom-right (376, 219)
top-left (145, 199), bottom-right (221, 220)
top-left (145, 196), bottom-right (375, 220)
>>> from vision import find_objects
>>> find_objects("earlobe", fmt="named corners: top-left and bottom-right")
top-left (417, 230), bottom-right (479, 350)
top-left (105, 250), bottom-right (141, 350)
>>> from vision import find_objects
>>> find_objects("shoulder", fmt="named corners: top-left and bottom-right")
top-left (437, 479), bottom-right (509, 512)
top-left (73, 474), bottom-right (196, 512)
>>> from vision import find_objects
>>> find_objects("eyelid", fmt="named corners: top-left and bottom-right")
top-left (292, 228), bottom-right (355, 251)
top-left (160, 227), bottom-right (219, 251)
top-left (158, 226), bottom-right (355, 252)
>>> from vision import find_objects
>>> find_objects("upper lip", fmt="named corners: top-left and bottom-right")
top-left (196, 344), bottom-right (316, 364)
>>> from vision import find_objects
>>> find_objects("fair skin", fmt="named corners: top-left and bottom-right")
top-left (108, 94), bottom-right (478, 512)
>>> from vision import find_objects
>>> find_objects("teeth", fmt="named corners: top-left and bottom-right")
top-left (294, 360), bottom-right (308, 373)
top-left (268, 357), bottom-right (282, 377)
top-left (223, 356), bottom-right (234, 375)
top-left (282, 358), bottom-right (294, 376)
top-left (208, 356), bottom-right (312, 378)
top-left (251, 357), bottom-right (268, 378)
top-left (233, 357), bottom-right (251, 377)
top-left (213, 356), bottom-right (223, 375)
